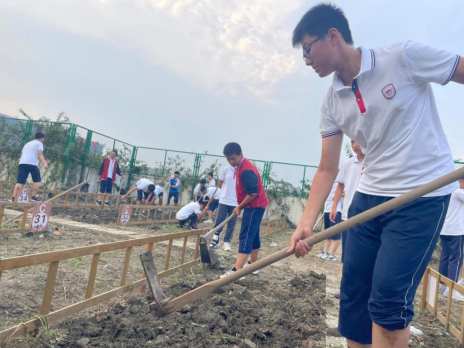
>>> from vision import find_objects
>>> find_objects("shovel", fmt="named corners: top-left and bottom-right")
top-left (150, 166), bottom-right (464, 316)
top-left (199, 214), bottom-right (236, 264)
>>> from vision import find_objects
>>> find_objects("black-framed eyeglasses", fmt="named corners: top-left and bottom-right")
top-left (302, 35), bottom-right (326, 61)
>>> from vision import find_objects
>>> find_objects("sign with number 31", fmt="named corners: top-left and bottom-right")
top-left (30, 202), bottom-right (52, 233)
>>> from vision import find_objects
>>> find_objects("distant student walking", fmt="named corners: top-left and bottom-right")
top-left (97, 150), bottom-right (125, 206)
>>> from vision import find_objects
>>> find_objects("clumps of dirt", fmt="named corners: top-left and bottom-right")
top-left (9, 271), bottom-right (328, 348)
top-left (52, 207), bottom-right (119, 225)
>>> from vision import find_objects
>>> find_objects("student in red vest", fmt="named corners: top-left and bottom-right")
top-left (97, 150), bottom-right (125, 206)
top-left (220, 142), bottom-right (269, 279)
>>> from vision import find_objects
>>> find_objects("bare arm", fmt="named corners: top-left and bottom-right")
top-left (288, 132), bottom-right (343, 257)
top-left (120, 187), bottom-right (137, 201)
top-left (217, 180), bottom-right (224, 189)
top-left (451, 57), bottom-right (464, 84)
top-left (330, 183), bottom-right (344, 222)
top-left (37, 150), bottom-right (49, 169)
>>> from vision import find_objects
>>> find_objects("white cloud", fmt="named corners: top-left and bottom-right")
top-left (1, 0), bottom-right (302, 97)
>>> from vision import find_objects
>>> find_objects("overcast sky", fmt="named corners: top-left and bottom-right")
top-left (1, 0), bottom-right (463, 167)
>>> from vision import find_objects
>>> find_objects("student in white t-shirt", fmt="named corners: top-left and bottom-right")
top-left (209, 165), bottom-right (238, 251)
top-left (193, 179), bottom-right (207, 202)
top-left (201, 186), bottom-right (221, 223)
top-left (121, 178), bottom-right (155, 218)
top-left (13, 132), bottom-right (49, 202)
top-left (289, 4), bottom-right (463, 346)
top-left (148, 185), bottom-right (164, 206)
top-left (438, 179), bottom-right (464, 301)
top-left (176, 198), bottom-right (206, 229)
top-left (330, 140), bottom-right (365, 263)
top-left (207, 172), bottom-right (216, 187)
top-left (317, 181), bottom-right (344, 261)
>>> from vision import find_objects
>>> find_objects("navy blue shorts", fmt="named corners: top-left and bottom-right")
top-left (339, 192), bottom-right (450, 344)
top-left (168, 192), bottom-right (179, 204)
top-left (238, 208), bottom-right (265, 254)
top-left (208, 199), bottom-right (220, 212)
top-left (17, 164), bottom-right (41, 184)
top-left (137, 190), bottom-right (150, 201)
top-left (100, 179), bottom-right (113, 194)
top-left (324, 212), bottom-right (342, 240)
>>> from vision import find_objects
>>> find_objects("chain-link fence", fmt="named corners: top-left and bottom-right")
top-left (4, 113), bottom-right (462, 199)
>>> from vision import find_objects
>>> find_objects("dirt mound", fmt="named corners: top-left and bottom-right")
top-left (9, 271), bottom-right (328, 348)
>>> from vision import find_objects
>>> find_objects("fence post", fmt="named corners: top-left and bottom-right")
top-left (190, 153), bottom-right (202, 200)
top-left (62, 124), bottom-right (77, 187)
top-left (262, 161), bottom-right (272, 189)
top-left (126, 146), bottom-right (138, 190)
top-left (21, 120), bottom-right (33, 147)
top-left (79, 129), bottom-right (93, 183)
top-left (301, 166), bottom-right (307, 196)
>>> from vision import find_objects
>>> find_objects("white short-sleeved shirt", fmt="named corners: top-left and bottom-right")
top-left (440, 188), bottom-right (464, 236)
top-left (154, 185), bottom-right (163, 197)
top-left (136, 178), bottom-right (154, 192)
top-left (320, 42), bottom-right (459, 197)
top-left (208, 179), bottom-right (216, 187)
top-left (206, 186), bottom-right (221, 200)
top-left (218, 166), bottom-right (237, 206)
top-left (324, 182), bottom-right (343, 213)
top-left (19, 140), bottom-right (44, 166)
top-left (194, 184), bottom-right (204, 197)
top-left (176, 202), bottom-right (201, 221)
top-left (335, 156), bottom-right (363, 220)
top-left (107, 158), bottom-right (116, 179)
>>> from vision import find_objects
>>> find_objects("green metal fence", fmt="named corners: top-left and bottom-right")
top-left (0, 114), bottom-right (318, 198)
top-left (2, 114), bottom-right (463, 199)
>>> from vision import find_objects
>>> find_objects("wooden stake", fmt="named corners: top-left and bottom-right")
top-left (164, 240), bottom-right (173, 271)
top-left (180, 237), bottom-right (188, 265)
top-left (40, 261), bottom-right (59, 315)
top-left (141, 243), bottom-right (154, 293)
top-left (120, 247), bottom-right (132, 287)
top-left (85, 253), bottom-right (101, 299)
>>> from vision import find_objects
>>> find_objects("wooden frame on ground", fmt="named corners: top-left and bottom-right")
top-left (0, 229), bottom-right (204, 344)
top-left (420, 267), bottom-right (464, 343)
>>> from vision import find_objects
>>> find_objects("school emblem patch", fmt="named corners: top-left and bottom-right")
top-left (382, 84), bottom-right (396, 99)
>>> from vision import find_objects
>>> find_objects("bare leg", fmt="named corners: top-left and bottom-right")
top-left (329, 240), bottom-right (341, 254)
top-left (208, 211), bottom-right (213, 220)
top-left (31, 182), bottom-right (41, 198)
top-left (158, 197), bottom-right (163, 206)
top-left (323, 239), bottom-right (331, 252)
top-left (372, 323), bottom-right (409, 348)
top-left (346, 339), bottom-right (372, 348)
top-left (235, 253), bottom-right (249, 270)
top-left (13, 184), bottom-right (24, 201)
top-left (249, 249), bottom-right (259, 263)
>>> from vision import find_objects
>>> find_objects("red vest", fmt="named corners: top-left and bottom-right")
top-left (100, 157), bottom-right (118, 183)
top-left (236, 157), bottom-right (269, 208)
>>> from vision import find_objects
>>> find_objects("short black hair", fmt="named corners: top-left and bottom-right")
top-left (203, 195), bottom-right (210, 202)
top-left (208, 172), bottom-right (213, 177)
top-left (147, 184), bottom-right (155, 192)
top-left (174, 171), bottom-right (180, 175)
top-left (223, 142), bottom-right (242, 156)
top-left (292, 3), bottom-right (353, 47)
top-left (200, 179), bottom-right (207, 185)
top-left (35, 132), bottom-right (45, 140)
top-left (111, 149), bottom-right (118, 156)
top-left (200, 186), bottom-right (207, 193)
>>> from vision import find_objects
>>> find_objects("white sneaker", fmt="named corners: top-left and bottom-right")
top-left (209, 234), bottom-right (220, 249)
top-left (220, 269), bottom-right (245, 280)
top-left (223, 242), bottom-right (231, 251)
top-left (458, 279), bottom-right (464, 287)
top-left (326, 255), bottom-right (337, 262)
top-left (245, 262), bottom-right (260, 275)
top-left (439, 284), bottom-right (448, 294)
top-left (204, 219), bottom-right (213, 223)
top-left (444, 288), bottom-right (464, 302)
top-left (317, 252), bottom-right (328, 260)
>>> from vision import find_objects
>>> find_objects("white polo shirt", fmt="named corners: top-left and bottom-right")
top-left (176, 202), bottom-right (202, 221)
top-left (19, 140), bottom-right (44, 166)
top-left (206, 186), bottom-right (221, 200)
top-left (320, 41), bottom-right (459, 197)
top-left (107, 158), bottom-right (115, 179)
top-left (193, 184), bottom-right (204, 198)
top-left (154, 185), bottom-right (163, 197)
top-left (440, 188), bottom-right (464, 236)
top-left (335, 156), bottom-right (363, 220)
top-left (208, 179), bottom-right (216, 187)
top-left (324, 182), bottom-right (343, 213)
top-left (136, 178), bottom-right (154, 192)
top-left (218, 166), bottom-right (238, 206)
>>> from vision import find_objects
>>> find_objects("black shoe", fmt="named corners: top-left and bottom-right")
top-left (96, 200), bottom-right (102, 206)
top-left (10, 197), bottom-right (15, 203)
top-left (31, 196), bottom-right (42, 202)
top-left (104, 201), bottom-right (110, 206)
top-left (188, 225), bottom-right (195, 230)
top-left (334, 293), bottom-right (341, 299)
top-left (209, 234), bottom-right (220, 249)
